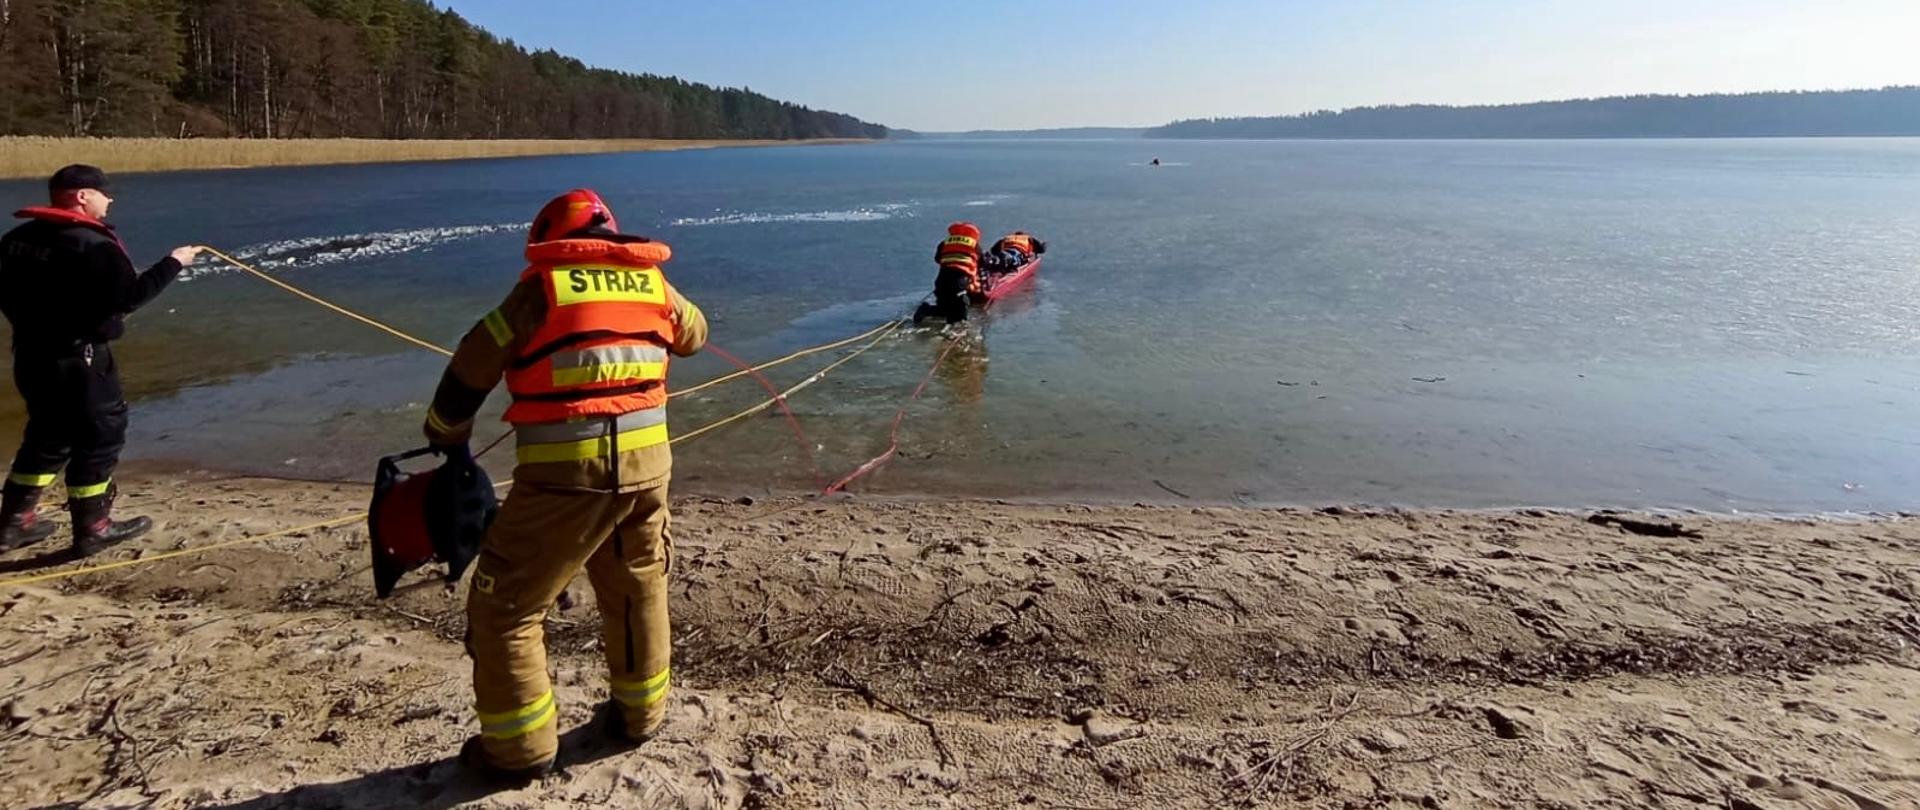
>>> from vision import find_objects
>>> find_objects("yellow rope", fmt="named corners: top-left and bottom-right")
top-left (201, 247), bottom-right (456, 357)
top-left (202, 246), bottom-right (897, 402)
top-left (675, 319), bottom-right (903, 444)
top-left (0, 312), bottom-right (905, 589)
top-left (0, 514), bottom-right (365, 587)
top-left (0, 248), bottom-right (906, 588)
top-left (672, 320), bottom-right (900, 399)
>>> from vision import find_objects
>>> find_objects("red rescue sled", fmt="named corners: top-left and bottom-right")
top-left (970, 256), bottom-right (1041, 307)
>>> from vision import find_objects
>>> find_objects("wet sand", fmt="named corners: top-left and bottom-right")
top-left (2, 473), bottom-right (1918, 808)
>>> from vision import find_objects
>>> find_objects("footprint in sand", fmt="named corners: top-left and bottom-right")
top-left (1343, 616), bottom-right (1410, 644)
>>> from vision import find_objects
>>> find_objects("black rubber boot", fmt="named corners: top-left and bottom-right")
top-left (458, 736), bottom-right (554, 783)
top-left (0, 482), bottom-right (57, 552)
top-left (68, 486), bottom-right (151, 557)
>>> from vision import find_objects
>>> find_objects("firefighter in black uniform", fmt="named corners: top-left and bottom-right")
top-left (0, 165), bottom-right (203, 555)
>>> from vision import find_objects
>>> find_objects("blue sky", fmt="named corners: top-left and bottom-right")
top-left (440, 0), bottom-right (1919, 131)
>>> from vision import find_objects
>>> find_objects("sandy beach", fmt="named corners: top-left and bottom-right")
top-left (1, 472), bottom-right (1915, 808)
top-left (0, 138), bottom-right (869, 180)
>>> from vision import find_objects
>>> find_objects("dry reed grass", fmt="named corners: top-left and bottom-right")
top-left (0, 137), bottom-right (861, 179)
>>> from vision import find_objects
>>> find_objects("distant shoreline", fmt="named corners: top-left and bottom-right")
top-left (0, 137), bottom-right (870, 180)
top-left (1150, 86), bottom-right (1920, 140)
top-left (912, 131), bottom-right (1920, 141)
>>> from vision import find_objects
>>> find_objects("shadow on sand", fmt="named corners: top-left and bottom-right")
top-left (179, 725), bottom-right (636, 810)
top-left (0, 545), bottom-right (80, 577)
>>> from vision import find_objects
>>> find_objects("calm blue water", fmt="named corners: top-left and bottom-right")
top-left (5, 139), bottom-right (1920, 512)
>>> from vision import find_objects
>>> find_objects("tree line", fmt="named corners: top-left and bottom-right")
top-left (1150, 88), bottom-right (1920, 139)
top-left (0, 0), bottom-right (888, 140)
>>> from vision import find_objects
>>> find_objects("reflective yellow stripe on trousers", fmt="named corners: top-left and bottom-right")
top-left (610, 667), bottom-right (671, 709)
top-left (477, 690), bottom-right (558, 740)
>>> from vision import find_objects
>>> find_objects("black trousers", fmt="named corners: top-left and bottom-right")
top-left (932, 267), bottom-right (973, 324)
top-left (8, 343), bottom-right (127, 492)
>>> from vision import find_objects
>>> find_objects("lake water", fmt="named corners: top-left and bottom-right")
top-left (5, 139), bottom-right (1920, 513)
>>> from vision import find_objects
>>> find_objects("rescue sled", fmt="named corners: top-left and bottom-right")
top-left (970, 256), bottom-right (1041, 307)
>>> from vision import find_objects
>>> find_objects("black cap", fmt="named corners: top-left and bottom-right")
top-left (48, 164), bottom-right (109, 194)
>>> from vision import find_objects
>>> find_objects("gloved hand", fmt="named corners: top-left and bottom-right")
top-left (433, 442), bottom-right (474, 465)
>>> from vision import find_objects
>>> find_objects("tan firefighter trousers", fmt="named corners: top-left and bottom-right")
top-left (465, 480), bottom-right (673, 769)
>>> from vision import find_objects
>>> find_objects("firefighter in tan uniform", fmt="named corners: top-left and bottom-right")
top-left (421, 189), bottom-right (707, 780)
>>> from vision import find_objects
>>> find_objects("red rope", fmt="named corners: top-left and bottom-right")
top-left (703, 344), bottom-right (825, 490)
top-left (822, 335), bottom-right (965, 495)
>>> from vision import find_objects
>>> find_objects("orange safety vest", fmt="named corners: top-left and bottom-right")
top-left (503, 238), bottom-right (677, 430)
top-left (936, 234), bottom-right (980, 276)
top-left (998, 233), bottom-right (1033, 257)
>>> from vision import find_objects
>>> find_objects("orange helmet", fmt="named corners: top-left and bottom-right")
top-left (529, 189), bottom-right (617, 244)
top-left (947, 221), bottom-right (981, 240)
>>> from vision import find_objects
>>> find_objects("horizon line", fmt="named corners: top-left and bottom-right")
top-left (901, 83), bottom-right (1920, 135)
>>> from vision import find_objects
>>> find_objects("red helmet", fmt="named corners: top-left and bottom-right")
top-left (947, 221), bottom-right (981, 240)
top-left (529, 189), bottom-right (618, 244)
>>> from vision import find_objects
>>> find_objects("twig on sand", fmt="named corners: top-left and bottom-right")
top-left (698, 750), bottom-right (730, 796)
top-left (820, 664), bottom-right (954, 769)
top-left (392, 705), bottom-right (443, 725)
top-left (384, 605), bottom-right (436, 627)
top-left (746, 592), bottom-right (776, 645)
top-left (1225, 726), bottom-right (1329, 795)
top-left (110, 702), bottom-right (160, 796)
top-left (836, 538), bottom-right (858, 582)
top-left (1153, 480), bottom-right (1193, 499)
top-left (1223, 692), bottom-right (1360, 806)
top-left (346, 676), bottom-right (455, 719)
top-left (88, 695), bottom-right (159, 799)
top-left (323, 563), bottom-right (371, 589)
top-left (916, 585), bottom-right (977, 628)
top-left (2, 660), bottom-right (117, 705)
